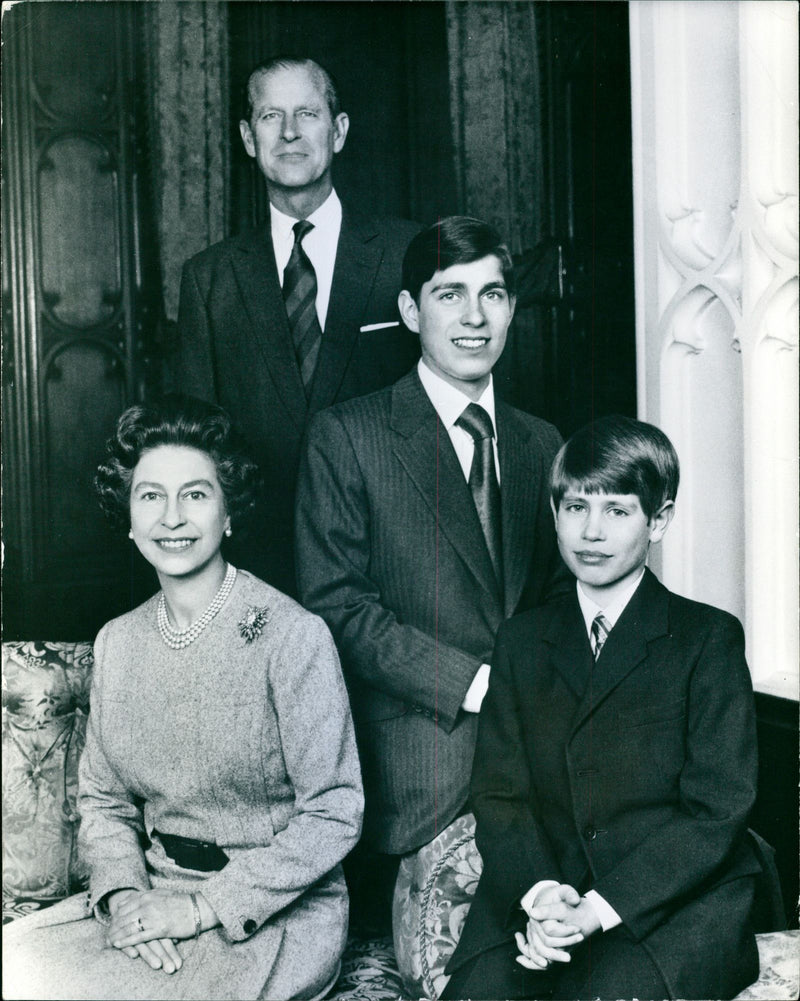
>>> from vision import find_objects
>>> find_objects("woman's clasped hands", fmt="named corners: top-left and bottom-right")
top-left (106, 888), bottom-right (203, 974)
top-left (514, 882), bottom-right (600, 971)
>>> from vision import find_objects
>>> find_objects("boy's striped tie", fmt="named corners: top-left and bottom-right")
top-left (591, 613), bottom-right (611, 660)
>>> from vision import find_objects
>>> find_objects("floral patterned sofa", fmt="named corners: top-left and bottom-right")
top-left (3, 641), bottom-right (798, 1000)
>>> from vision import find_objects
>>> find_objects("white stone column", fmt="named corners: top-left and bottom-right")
top-left (630, 1), bottom-right (798, 698)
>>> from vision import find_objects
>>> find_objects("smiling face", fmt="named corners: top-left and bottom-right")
top-left (554, 491), bottom-right (674, 605)
top-left (398, 255), bottom-right (515, 401)
top-left (239, 63), bottom-right (349, 215)
top-left (129, 445), bottom-right (230, 583)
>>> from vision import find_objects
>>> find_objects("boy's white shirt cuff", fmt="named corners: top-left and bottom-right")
top-left (520, 879), bottom-right (560, 916)
top-left (583, 890), bottom-right (622, 930)
top-left (520, 883), bottom-right (621, 932)
top-left (461, 664), bottom-right (491, 712)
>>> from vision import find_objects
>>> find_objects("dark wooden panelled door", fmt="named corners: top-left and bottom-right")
top-left (535, 1), bottom-right (637, 435)
top-left (2, 2), bottom-right (159, 638)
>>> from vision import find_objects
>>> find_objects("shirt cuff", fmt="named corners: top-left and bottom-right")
top-left (584, 890), bottom-right (622, 931)
top-left (461, 664), bottom-right (491, 713)
top-left (520, 879), bottom-right (560, 917)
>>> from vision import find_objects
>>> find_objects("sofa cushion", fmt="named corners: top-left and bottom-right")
top-left (330, 934), bottom-right (407, 1000)
top-left (2, 641), bottom-right (93, 900)
top-left (392, 812), bottom-right (481, 999)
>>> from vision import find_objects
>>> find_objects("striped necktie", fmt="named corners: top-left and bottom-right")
top-left (591, 613), bottom-right (611, 660)
top-left (455, 402), bottom-right (503, 594)
top-left (283, 220), bottom-right (323, 394)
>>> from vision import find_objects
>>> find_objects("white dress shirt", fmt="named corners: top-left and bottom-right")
top-left (417, 359), bottom-right (500, 712)
top-left (520, 571), bottom-right (647, 933)
top-left (270, 189), bottom-right (342, 331)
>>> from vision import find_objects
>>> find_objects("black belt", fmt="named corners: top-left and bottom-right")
top-left (153, 830), bottom-right (229, 872)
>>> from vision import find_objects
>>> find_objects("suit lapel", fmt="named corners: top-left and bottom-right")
top-left (309, 212), bottom-right (384, 412)
top-left (570, 569), bottom-right (671, 734)
top-left (390, 373), bottom-right (503, 609)
top-left (496, 402), bottom-right (541, 617)
top-left (228, 228), bottom-right (308, 432)
top-left (543, 594), bottom-right (593, 699)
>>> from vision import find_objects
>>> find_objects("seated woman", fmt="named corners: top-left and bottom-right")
top-left (3, 395), bottom-right (364, 1001)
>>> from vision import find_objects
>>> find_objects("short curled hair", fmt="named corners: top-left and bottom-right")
top-left (401, 216), bottom-right (516, 305)
top-left (95, 395), bottom-right (261, 532)
top-left (550, 415), bottom-right (680, 521)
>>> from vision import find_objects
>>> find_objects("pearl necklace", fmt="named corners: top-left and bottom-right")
top-left (157, 563), bottom-right (237, 650)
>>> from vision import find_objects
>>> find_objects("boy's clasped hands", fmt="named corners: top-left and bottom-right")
top-left (515, 882), bottom-right (601, 970)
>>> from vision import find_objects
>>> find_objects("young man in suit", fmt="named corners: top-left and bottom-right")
top-left (295, 216), bottom-right (569, 931)
top-left (173, 57), bottom-right (420, 595)
top-left (444, 415), bottom-right (761, 1000)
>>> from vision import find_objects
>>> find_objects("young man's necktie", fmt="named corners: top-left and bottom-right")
top-left (455, 402), bottom-right (503, 593)
top-left (283, 220), bottom-right (323, 394)
top-left (591, 612), bottom-right (611, 660)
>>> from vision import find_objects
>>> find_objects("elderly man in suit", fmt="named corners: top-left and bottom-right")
top-left (295, 216), bottom-right (569, 932)
top-left (173, 56), bottom-right (420, 595)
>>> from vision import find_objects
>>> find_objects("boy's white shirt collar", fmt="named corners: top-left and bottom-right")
top-left (417, 359), bottom-right (497, 432)
top-left (576, 568), bottom-right (646, 636)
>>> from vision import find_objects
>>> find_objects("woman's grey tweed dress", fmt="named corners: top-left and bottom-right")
top-left (3, 570), bottom-right (364, 1000)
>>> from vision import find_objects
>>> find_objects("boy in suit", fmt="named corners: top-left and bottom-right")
top-left (444, 415), bottom-right (760, 1000)
top-left (295, 216), bottom-right (568, 932)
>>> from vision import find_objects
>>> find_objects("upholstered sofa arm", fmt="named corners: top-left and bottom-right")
top-left (2, 641), bottom-right (94, 907)
top-left (392, 812), bottom-right (481, 999)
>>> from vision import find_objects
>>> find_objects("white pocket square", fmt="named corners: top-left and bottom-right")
top-left (359, 321), bottom-right (400, 332)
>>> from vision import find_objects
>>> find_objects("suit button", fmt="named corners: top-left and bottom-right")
top-left (243, 918), bottom-right (256, 935)
top-left (584, 827), bottom-right (597, 840)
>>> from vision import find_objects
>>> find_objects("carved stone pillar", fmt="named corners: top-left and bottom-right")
top-left (630, 1), bottom-right (798, 698)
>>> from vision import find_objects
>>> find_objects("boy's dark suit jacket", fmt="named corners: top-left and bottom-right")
top-left (295, 369), bottom-right (568, 855)
top-left (448, 568), bottom-right (761, 1000)
top-left (173, 209), bottom-right (421, 595)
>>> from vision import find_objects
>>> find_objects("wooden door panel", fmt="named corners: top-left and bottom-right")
top-left (2, 2), bottom-right (157, 638)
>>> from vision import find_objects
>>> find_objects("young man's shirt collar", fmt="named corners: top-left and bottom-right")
top-left (270, 189), bottom-right (342, 330)
top-left (417, 359), bottom-right (499, 483)
top-left (576, 568), bottom-right (646, 637)
top-left (417, 358), bottom-right (497, 430)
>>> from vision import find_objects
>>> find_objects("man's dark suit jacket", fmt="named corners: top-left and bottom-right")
top-left (295, 369), bottom-right (568, 855)
top-left (448, 568), bottom-right (761, 1000)
top-left (173, 208), bottom-right (421, 595)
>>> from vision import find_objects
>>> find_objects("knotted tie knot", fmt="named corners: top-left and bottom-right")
top-left (291, 219), bottom-right (314, 244)
top-left (455, 402), bottom-right (495, 442)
